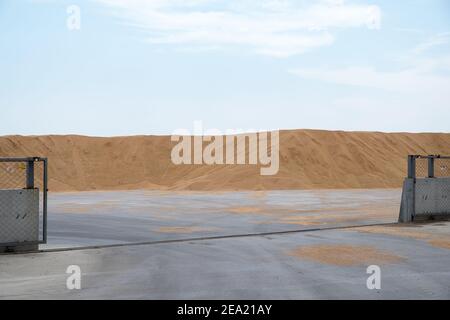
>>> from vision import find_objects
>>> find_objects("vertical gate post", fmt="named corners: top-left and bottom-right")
top-left (428, 156), bottom-right (435, 178)
top-left (43, 158), bottom-right (48, 243)
top-left (26, 159), bottom-right (35, 189)
top-left (407, 155), bottom-right (416, 179)
top-left (400, 155), bottom-right (417, 222)
top-left (399, 178), bottom-right (415, 222)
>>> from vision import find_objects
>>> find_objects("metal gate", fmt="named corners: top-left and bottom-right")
top-left (399, 155), bottom-right (450, 222)
top-left (0, 157), bottom-right (48, 251)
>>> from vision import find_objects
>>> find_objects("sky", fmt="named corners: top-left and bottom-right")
top-left (1, 0), bottom-right (450, 136)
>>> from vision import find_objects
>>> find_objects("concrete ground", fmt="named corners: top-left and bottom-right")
top-left (0, 189), bottom-right (449, 299)
top-left (44, 189), bottom-right (401, 248)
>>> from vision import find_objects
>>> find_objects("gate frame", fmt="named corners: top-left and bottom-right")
top-left (0, 157), bottom-right (48, 250)
top-left (399, 154), bottom-right (450, 222)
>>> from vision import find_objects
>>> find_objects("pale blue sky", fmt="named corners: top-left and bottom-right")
top-left (1, 0), bottom-right (450, 136)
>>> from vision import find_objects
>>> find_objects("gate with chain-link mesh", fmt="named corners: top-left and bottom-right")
top-left (399, 155), bottom-right (450, 222)
top-left (0, 157), bottom-right (48, 252)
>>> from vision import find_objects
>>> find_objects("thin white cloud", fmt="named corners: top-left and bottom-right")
top-left (289, 65), bottom-right (450, 94)
top-left (394, 27), bottom-right (424, 35)
top-left (96, 0), bottom-right (381, 57)
top-left (289, 32), bottom-right (450, 132)
top-left (413, 32), bottom-right (450, 54)
top-left (290, 31), bottom-right (450, 94)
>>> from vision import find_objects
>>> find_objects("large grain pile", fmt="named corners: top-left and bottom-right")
top-left (0, 130), bottom-right (449, 191)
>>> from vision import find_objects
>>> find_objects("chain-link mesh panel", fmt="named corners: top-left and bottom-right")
top-left (415, 158), bottom-right (428, 178)
top-left (412, 156), bottom-right (450, 178)
top-left (0, 162), bottom-right (27, 189)
top-left (434, 158), bottom-right (450, 178)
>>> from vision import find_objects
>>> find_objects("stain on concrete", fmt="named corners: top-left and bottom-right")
top-left (287, 244), bottom-right (405, 266)
top-left (356, 224), bottom-right (450, 250)
top-left (427, 239), bottom-right (450, 250)
top-left (155, 226), bottom-right (220, 234)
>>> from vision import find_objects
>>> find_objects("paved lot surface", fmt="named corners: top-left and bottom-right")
top-left (44, 189), bottom-right (401, 248)
top-left (1, 221), bottom-right (449, 299)
top-left (1, 189), bottom-right (449, 299)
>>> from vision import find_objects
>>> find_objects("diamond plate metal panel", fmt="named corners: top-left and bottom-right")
top-left (0, 189), bottom-right (39, 244)
top-left (415, 178), bottom-right (450, 217)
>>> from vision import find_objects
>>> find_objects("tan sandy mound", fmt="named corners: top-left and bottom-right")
top-left (1, 129), bottom-right (449, 192)
top-left (288, 244), bottom-right (405, 266)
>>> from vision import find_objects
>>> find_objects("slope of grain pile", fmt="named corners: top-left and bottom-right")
top-left (0, 130), bottom-right (449, 191)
